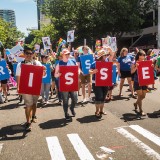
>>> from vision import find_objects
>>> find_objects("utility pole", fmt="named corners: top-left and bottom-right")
top-left (158, 0), bottom-right (160, 48)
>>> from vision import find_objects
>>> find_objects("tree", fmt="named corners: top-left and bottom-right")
top-left (41, 0), bottom-right (157, 46)
top-left (0, 18), bottom-right (24, 49)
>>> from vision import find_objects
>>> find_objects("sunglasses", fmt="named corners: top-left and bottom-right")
top-left (140, 54), bottom-right (145, 56)
top-left (65, 53), bottom-right (70, 56)
top-left (25, 52), bottom-right (33, 55)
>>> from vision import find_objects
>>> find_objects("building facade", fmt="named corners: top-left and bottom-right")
top-left (37, 0), bottom-right (50, 30)
top-left (121, 9), bottom-right (158, 51)
top-left (0, 9), bottom-right (16, 27)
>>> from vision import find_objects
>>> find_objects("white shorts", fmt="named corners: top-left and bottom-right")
top-left (22, 94), bottom-right (39, 107)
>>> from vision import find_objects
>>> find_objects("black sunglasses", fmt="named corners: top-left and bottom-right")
top-left (25, 52), bottom-right (33, 55)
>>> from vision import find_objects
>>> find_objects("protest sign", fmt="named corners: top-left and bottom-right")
top-left (80, 54), bottom-right (94, 74)
top-left (34, 44), bottom-right (40, 53)
top-left (67, 30), bottom-right (75, 42)
top-left (42, 64), bottom-right (51, 83)
top-left (96, 62), bottom-right (112, 86)
top-left (0, 60), bottom-right (10, 80)
top-left (59, 66), bottom-right (78, 92)
top-left (42, 37), bottom-right (51, 50)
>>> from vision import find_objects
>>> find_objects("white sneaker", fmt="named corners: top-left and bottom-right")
top-left (82, 98), bottom-right (87, 103)
top-left (86, 97), bottom-right (93, 102)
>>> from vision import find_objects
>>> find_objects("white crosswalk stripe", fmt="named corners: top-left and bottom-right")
top-left (115, 125), bottom-right (160, 160)
top-left (129, 125), bottom-right (160, 147)
top-left (46, 137), bottom-right (66, 160)
top-left (67, 134), bottom-right (95, 160)
top-left (0, 143), bottom-right (3, 154)
top-left (46, 134), bottom-right (95, 160)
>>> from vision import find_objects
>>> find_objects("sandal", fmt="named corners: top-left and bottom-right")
top-left (95, 112), bottom-right (101, 118)
top-left (133, 103), bottom-right (138, 112)
top-left (140, 111), bottom-right (146, 116)
top-left (100, 111), bottom-right (107, 115)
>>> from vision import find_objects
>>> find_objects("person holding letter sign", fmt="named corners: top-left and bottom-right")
top-left (131, 50), bottom-right (149, 116)
top-left (55, 48), bottom-right (77, 121)
top-left (77, 46), bottom-right (92, 103)
top-left (89, 49), bottom-right (109, 118)
top-left (16, 47), bottom-right (43, 131)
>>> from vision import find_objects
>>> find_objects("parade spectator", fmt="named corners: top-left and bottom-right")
top-left (131, 50), bottom-right (148, 116)
top-left (16, 47), bottom-right (43, 131)
top-left (89, 49), bottom-right (109, 118)
top-left (77, 46), bottom-right (92, 103)
top-left (117, 48), bottom-right (135, 98)
top-left (54, 48), bottom-right (77, 121)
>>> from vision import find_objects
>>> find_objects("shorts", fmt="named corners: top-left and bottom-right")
top-left (120, 70), bottom-right (132, 79)
top-left (93, 83), bottom-right (108, 104)
top-left (22, 94), bottom-right (39, 107)
top-left (80, 73), bottom-right (91, 84)
top-left (134, 82), bottom-right (147, 91)
top-left (1, 79), bottom-right (8, 84)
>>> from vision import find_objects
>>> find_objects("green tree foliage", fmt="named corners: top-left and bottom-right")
top-left (25, 23), bottom-right (58, 49)
top-left (0, 18), bottom-right (24, 49)
top-left (41, 0), bottom-right (157, 46)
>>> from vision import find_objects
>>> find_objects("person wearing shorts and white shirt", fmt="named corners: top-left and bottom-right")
top-left (16, 48), bottom-right (43, 131)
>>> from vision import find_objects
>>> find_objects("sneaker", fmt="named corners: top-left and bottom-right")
top-left (31, 116), bottom-right (37, 123)
top-left (65, 113), bottom-right (71, 121)
top-left (4, 98), bottom-right (8, 103)
top-left (70, 109), bottom-right (76, 117)
top-left (45, 101), bottom-right (50, 104)
top-left (87, 97), bottom-right (94, 103)
top-left (25, 123), bottom-right (31, 131)
top-left (82, 98), bottom-right (87, 103)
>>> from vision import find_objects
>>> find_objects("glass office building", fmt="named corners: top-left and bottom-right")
top-left (0, 9), bottom-right (16, 27)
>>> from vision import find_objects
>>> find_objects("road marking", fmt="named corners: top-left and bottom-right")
top-left (46, 137), bottom-right (66, 160)
top-left (116, 128), bottom-right (160, 160)
top-left (67, 133), bottom-right (95, 160)
top-left (129, 125), bottom-right (160, 147)
top-left (0, 143), bottom-right (3, 154)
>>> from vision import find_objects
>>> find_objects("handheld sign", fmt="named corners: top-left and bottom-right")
top-left (67, 30), bottom-right (75, 42)
top-left (137, 61), bottom-right (154, 86)
top-left (42, 37), bottom-right (51, 50)
top-left (80, 54), bottom-right (93, 75)
top-left (59, 66), bottom-right (78, 92)
top-left (18, 65), bottom-right (43, 95)
top-left (112, 65), bottom-right (117, 83)
top-left (0, 60), bottom-right (10, 80)
top-left (42, 64), bottom-right (51, 83)
top-left (96, 62), bottom-right (112, 86)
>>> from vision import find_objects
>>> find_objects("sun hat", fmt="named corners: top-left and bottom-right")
top-left (97, 49), bottom-right (109, 59)
top-left (61, 48), bottom-right (70, 55)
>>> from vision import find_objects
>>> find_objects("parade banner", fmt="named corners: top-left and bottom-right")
top-left (42, 37), bottom-right (51, 50)
top-left (0, 60), bottom-right (10, 80)
top-left (34, 44), bottom-right (40, 53)
top-left (137, 61), bottom-right (154, 86)
top-left (80, 54), bottom-right (94, 74)
top-left (59, 66), bottom-right (78, 92)
top-left (42, 64), bottom-right (51, 83)
top-left (150, 49), bottom-right (160, 60)
top-left (112, 65), bottom-right (117, 83)
top-left (18, 65), bottom-right (43, 95)
top-left (102, 36), bottom-right (117, 52)
top-left (67, 30), bottom-right (75, 42)
top-left (96, 62), bottom-right (112, 86)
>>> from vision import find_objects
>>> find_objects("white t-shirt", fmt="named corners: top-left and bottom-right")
top-left (16, 60), bottom-right (42, 76)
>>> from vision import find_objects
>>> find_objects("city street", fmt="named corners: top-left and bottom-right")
top-left (0, 80), bottom-right (160, 160)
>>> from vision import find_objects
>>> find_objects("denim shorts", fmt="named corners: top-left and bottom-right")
top-left (22, 94), bottom-right (39, 107)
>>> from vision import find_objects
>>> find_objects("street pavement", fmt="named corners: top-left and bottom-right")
top-left (0, 80), bottom-right (160, 160)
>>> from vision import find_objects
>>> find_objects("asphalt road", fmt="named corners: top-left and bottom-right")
top-left (0, 80), bottom-right (160, 160)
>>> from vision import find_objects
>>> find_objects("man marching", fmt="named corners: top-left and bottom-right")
top-left (16, 47), bottom-right (43, 131)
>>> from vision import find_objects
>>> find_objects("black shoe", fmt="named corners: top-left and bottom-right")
top-left (25, 123), bottom-right (31, 131)
top-left (31, 116), bottom-right (37, 123)
top-left (65, 113), bottom-right (71, 121)
top-left (70, 109), bottom-right (76, 117)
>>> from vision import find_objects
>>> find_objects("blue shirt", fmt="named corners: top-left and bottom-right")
top-left (118, 55), bottom-right (134, 71)
top-left (59, 59), bottom-right (76, 66)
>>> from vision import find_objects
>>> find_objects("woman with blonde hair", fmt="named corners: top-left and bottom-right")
top-left (117, 48), bottom-right (135, 97)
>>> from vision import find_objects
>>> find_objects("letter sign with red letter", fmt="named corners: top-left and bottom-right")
top-left (19, 64), bottom-right (43, 95)
top-left (137, 61), bottom-right (154, 86)
top-left (59, 66), bottom-right (78, 92)
top-left (96, 62), bottom-right (112, 86)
